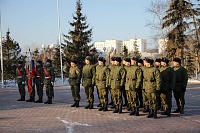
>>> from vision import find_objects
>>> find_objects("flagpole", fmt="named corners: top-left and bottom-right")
top-left (0, 11), bottom-right (4, 88)
top-left (57, 0), bottom-right (63, 84)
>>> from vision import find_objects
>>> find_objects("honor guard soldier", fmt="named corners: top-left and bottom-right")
top-left (34, 60), bottom-right (44, 103)
top-left (82, 56), bottom-right (96, 109)
top-left (16, 60), bottom-right (26, 101)
top-left (109, 57), bottom-right (126, 113)
top-left (172, 57), bottom-right (188, 114)
top-left (43, 59), bottom-right (55, 104)
top-left (95, 57), bottom-right (110, 111)
top-left (69, 59), bottom-right (81, 107)
top-left (143, 58), bottom-right (161, 118)
top-left (124, 57), bottom-right (142, 116)
top-left (160, 57), bottom-right (175, 117)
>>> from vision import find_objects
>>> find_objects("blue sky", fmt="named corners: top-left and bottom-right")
top-left (0, 0), bottom-right (170, 51)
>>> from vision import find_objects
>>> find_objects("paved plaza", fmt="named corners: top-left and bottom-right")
top-left (0, 82), bottom-right (200, 133)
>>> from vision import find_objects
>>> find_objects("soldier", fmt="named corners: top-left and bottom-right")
top-left (121, 58), bottom-right (128, 107)
top-left (82, 56), bottom-right (96, 109)
top-left (69, 59), bottom-right (81, 107)
top-left (107, 56), bottom-right (115, 108)
top-left (124, 57), bottom-right (142, 116)
top-left (172, 57), bottom-right (188, 114)
top-left (16, 60), bottom-right (26, 101)
top-left (109, 57), bottom-right (126, 113)
top-left (34, 60), bottom-right (44, 103)
top-left (160, 57), bottom-right (175, 117)
top-left (95, 57), bottom-right (110, 111)
top-left (155, 58), bottom-right (161, 69)
top-left (143, 58), bottom-right (161, 118)
top-left (43, 59), bottom-right (55, 104)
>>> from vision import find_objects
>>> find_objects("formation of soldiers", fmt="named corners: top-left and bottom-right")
top-left (69, 56), bottom-right (188, 119)
top-left (15, 55), bottom-right (188, 119)
top-left (16, 59), bottom-right (55, 104)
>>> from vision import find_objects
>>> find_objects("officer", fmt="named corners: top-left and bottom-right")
top-left (95, 57), bottom-right (110, 111)
top-left (107, 56), bottom-right (115, 108)
top-left (109, 57), bottom-right (126, 113)
top-left (143, 58), bottom-right (161, 118)
top-left (16, 60), bottom-right (26, 101)
top-left (160, 57), bottom-right (175, 117)
top-left (82, 56), bottom-right (96, 109)
top-left (43, 59), bottom-right (55, 104)
top-left (172, 57), bottom-right (188, 114)
top-left (124, 57), bottom-right (142, 116)
top-left (34, 60), bottom-right (44, 103)
top-left (69, 59), bottom-right (81, 107)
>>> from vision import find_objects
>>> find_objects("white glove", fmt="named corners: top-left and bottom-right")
top-left (22, 82), bottom-right (25, 84)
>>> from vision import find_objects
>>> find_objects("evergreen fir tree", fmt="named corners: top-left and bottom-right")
top-left (120, 46), bottom-right (129, 59)
top-left (2, 29), bottom-right (22, 79)
top-left (132, 39), bottom-right (141, 59)
top-left (63, 0), bottom-right (93, 74)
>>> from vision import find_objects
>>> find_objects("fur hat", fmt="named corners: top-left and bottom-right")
top-left (124, 57), bottom-right (131, 63)
top-left (85, 56), bottom-right (92, 61)
top-left (155, 58), bottom-right (161, 62)
top-left (71, 59), bottom-right (77, 64)
top-left (110, 56), bottom-right (116, 61)
top-left (115, 57), bottom-right (122, 63)
top-left (161, 57), bottom-right (169, 64)
top-left (173, 57), bottom-right (181, 64)
top-left (131, 57), bottom-right (137, 61)
top-left (98, 57), bottom-right (106, 62)
top-left (137, 59), bottom-right (143, 64)
top-left (46, 59), bottom-right (52, 63)
top-left (37, 60), bottom-right (42, 64)
top-left (146, 58), bottom-right (154, 65)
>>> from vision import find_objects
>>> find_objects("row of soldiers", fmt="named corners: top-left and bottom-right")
top-left (16, 59), bottom-right (55, 104)
top-left (69, 56), bottom-right (188, 119)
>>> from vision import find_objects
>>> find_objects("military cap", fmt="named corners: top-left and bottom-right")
top-left (18, 60), bottom-right (23, 64)
top-left (110, 56), bottom-right (116, 61)
top-left (37, 60), bottom-right (42, 64)
top-left (71, 59), bottom-right (77, 64)
top-left (46, 59), bottom-right (52, 63)
top-left (146, 58), bottom-right (154, 64)
top-left (173, 57), bottom-right (181, 64)
top-left (155, 58), bottom-right (161, 62)
top-left (124, 57), bottom-right (131, 63)
top-left (161, 57), bottom-right (169, 64)
top-left (85, 56), bottom-right (92, 61)
top-left (137, 59), bottom-right (143, 64)
top-left (131, 57), bottom-right (137, 61)
top-left (115, 57), bottom-right (122, 63)
top-left (98, 57), bottom-right (106, 62)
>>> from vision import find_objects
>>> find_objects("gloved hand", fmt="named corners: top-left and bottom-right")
top-left (51, 82), bottom-right (54, 86)
top-left (22, 82), bottom-right (25, 84)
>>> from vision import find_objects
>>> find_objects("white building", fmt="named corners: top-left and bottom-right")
top-left (158, 39), bottom-right (168, 54)
top-left (122, 39), bottom-right (147, 53)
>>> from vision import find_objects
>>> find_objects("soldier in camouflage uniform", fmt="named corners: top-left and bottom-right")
top-left (69, 59), bottom-right (81, 107)
top-left (16, 60), bottom-right (26, 101)
top-left (82, 56), bottom-right (96, 109)
top-left (109, 57), bottom-right (126, 113)
top-left (160, 57), bottom-right (175, 117)
top-left (137, 58), bottom-right (144, 108)
top-left (34, 60), bottom-right (44, 103)
top-left (124, 57), bottom-right (142, 116)
top-left (172, 57), bottom-right (188, 114)
top-left (43, 59), bottom-right (55, 104)
top-left (95, 57), bottom-right (110, 111)
top-left (155, 58), bottom-right (161, 69)
top-left (143, 58), bottom-right (161, 118)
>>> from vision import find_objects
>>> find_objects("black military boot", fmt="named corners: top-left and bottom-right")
top-left (173, 106), bottom-right (180, 113)
top-left (113, 105), bottom-right (119, 113)
top-left (110, 104), bottom-right (115, 109)
top-left (129, 107), bottom-right (135, 115)
top-left (85, 103), bottom-right (90, 109)
top-left (143, 105), bottom-right (149, 113)
top-left (75, 100), bottom-right (79, 107)
top-left (44, 97), bottom-right (52, 104)
top-left (17, 96), bottom-right (25, 101)
top-left (147, 109), bottom-right (154, 118)
top-left (135, 107), bottom-right (139, 116)
top-left (118, 104), bottom-right (122, 114)
top-left (167, 108), bottom-right (171, 117)
top-left (103, 103), bottom-right (108, 111)
top-left (153, 110), bottom-right (157, 118)
top-left (26, 96), bottom-right (34, 102)
top-left (35, 97), bottom-right (43, 103)
top-left (127, 104), bottom-right (131, 111)
top-left (71, 101), bottom-right (76, 107)
top-left (180, 106), bottom-right (184, 114)
top-left (98, 103), bottom-right (104, 111)
top-left (161, 108), bottom-right (167, 115)
top-left (108, 101), bottom-right (113, 105)
top-left (89, 103), bottom-right (94, 109)
top-left (97, 103), bottom-right (102, 107)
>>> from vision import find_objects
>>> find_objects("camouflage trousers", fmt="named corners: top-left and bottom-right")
top-left (45, 83), bottom-right (54, 98)
top-left (84, 86), bottom-right (94, 103)
top-left (110, 89), bottom-right (122, 105)
top-left (147, 92), bottom-right (159, 110)
top-left (126, 90), bottom-right (139, 108)
top-left (173, 91), bottom-right (185, 107)
top-left (160, 91), bottom-right (172, 109)
top-left (70, 84), bottom-right (80, 101)
top-left (36, 84), bottom-right (44, 98)
top-left (97, 88), bottom-right (108, 104)
top-left (142, 89), bottom-right (149, 106)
